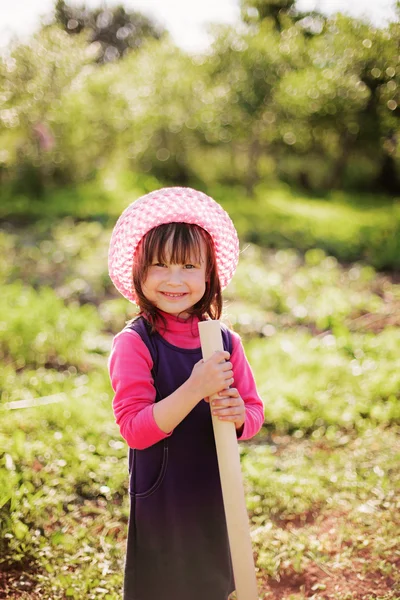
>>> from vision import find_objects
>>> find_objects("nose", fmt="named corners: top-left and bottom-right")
top-left (167, 266), bottom-right (183, 285)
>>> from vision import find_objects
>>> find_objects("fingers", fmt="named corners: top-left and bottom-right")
top-left (211, 395), bottom-right (244, 417)
top-left (211, 396), bottom-right (241, 410)
top-left (213, 350), bottom-right (230, 363)
top-left (206, 354), bottom-right (233, 387)
top-left (218, 387), bottom-right (239, 397)
top-left (221, 361), bottom-right (233, 372)
top-left (196, 351), bottom-right (229, 366)
top-left (191, 351), bottom-right (233, 399)
top-left (212, 408), bottom-right (242, 420)
top-left (211, 407), bottom-right (244, 423)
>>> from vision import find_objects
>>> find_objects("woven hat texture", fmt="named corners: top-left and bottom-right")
top-left (108, 187), bottom-right (239, 304)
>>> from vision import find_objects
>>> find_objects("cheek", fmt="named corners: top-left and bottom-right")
top-left (143, 271), bottom-right (159, 286)
top-left (142, 274), bottom-right (156, 294)
top-left (196, 273), bottom-right (207, 292)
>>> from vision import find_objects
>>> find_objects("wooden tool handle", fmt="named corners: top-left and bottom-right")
top-left (198, 320), bottom-right (259, 600)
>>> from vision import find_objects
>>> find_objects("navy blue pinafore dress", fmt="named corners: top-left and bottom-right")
top-left (123, 317), bottom-right (234, 600)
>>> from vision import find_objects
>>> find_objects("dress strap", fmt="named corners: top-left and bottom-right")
top-left (125, 316), bottom-right (159, 373)
top-left (126, 316), bottom-right (233, 365)
top-left (220, 322), bottom-right (233, 355)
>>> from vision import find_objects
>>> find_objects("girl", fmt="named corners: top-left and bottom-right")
top-left (108, 187), bottom-right (264, 600)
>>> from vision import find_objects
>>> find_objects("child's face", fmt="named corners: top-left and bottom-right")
top-left (142, 237), bottom-right (207, 319)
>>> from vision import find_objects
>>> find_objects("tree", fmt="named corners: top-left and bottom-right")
top-left (0, 26), bottom-right (95, 192)
top-left (54, 0), bottom-right (165, 63)
top-left (240, 0), bottom-right (326, 36)
top-left (204, 10), bottom-right (399, 192)
top-left (241, 0), bottom-right (296, 30)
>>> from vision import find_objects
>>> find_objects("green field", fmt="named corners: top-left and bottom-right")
top-left (1, 187), bottom-right (400, 599)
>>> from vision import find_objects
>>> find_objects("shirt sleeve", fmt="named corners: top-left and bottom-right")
top-left (230, 331), bottom-right (265, 441)
top-left (108, 329), bottom-right (173, 450)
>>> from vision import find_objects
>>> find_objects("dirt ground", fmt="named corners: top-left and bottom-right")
top-left (1, 561), bottom-right (399, 600)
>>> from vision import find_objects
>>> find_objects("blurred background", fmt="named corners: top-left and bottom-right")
top-left (0, 1), bottom-right (399, 599)
top-left (0, 0), bottom-right (399, 205)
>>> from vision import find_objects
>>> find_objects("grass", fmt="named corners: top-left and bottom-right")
top-left (250, 427), bottom-right (400, 599)
top-left (213, 182), bottom-right (400, 271)
top-left (1, 403), bottom-right (399, 598)
top-left (1, 169), bottom-right (399, 269)
top-left (0, 197), bottom-right (399, 598)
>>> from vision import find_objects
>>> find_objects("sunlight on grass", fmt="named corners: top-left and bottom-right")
top-left (0, 204), bottom-right (399, 598)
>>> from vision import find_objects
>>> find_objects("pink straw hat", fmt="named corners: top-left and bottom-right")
top-left (108, 187), bottom-right (239, 304)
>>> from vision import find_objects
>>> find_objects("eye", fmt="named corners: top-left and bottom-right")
top-left (184, 264), bottom-right (196, 269)
top-left (153, 262), bottom-right (167, 268)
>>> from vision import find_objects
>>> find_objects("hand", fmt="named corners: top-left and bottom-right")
top-left (208, 388), bottom-right (245, 431)
top-left (189, 351), bottom-right (233, 399)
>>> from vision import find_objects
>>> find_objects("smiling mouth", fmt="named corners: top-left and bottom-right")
top-left (160, 292), bottom-right (187, 298)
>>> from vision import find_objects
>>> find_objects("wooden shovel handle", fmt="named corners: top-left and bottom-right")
top-left (198, 320), bottom-right (259, 600)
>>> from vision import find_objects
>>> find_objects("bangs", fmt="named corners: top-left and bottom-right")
top-left (141, 223), bottom-right (209, 266)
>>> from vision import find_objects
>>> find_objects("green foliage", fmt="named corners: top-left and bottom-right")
top-left (1, 5), bottom-right (398, 194)
top-left (226, 243), bottom-right (383, 324)
top-left (244, 428), bottom-right (400, 582)
top-left (0, 212), bottom-right (399, 597)
top-left (1, 172), bottom-right (400, 269)
top-left (213, 183), bottom-right (400, 270)
top-left (223, 242), bottom-right (400, 433)
top-left (54, 0), bottom-right (165, 63)
top-left (204, 14), bottom-right (400, 192)
top-left (247, 327), bottom-right (400, 432)
top-left (241, 0), bottom-right (297, 29)
top-left (0, 26), bottom-right (94, 189)
top-left (0, 381), bottom-right (124, 584)
top-left (0, 170), bottom-right (161, 221)
top-left (0, 282), bottom-right (104, 370)
top-left (1, 6), bottom-right (400, 591)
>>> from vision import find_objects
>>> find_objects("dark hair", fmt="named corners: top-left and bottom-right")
top-left (132, 222), bottom-right (222, 331)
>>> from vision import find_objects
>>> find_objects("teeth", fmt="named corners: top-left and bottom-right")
top-left (163, 293), bottom-right (185, 297)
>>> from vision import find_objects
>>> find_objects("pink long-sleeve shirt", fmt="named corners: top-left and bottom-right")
top-left (109, 312), bottom-right (264, 449)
